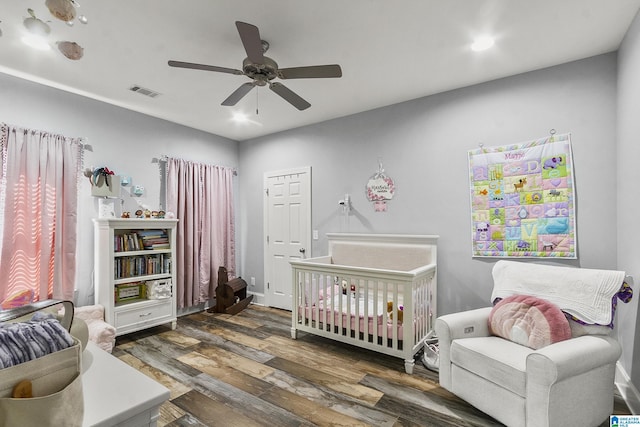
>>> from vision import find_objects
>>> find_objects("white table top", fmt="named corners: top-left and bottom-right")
top-left (82, 341), bottom-right (170, 427)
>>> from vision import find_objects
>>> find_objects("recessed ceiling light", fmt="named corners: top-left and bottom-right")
top-left (230, 111), bottom-right (262, 126)
top-left (471, 36), bottom-right (495, 52)
top-left (21, 34), bottom-right (51, 50)
top-left (232, 112), bottom-right (249, 123)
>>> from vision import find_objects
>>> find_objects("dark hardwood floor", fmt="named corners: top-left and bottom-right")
top-left (113, 305), bottom-right (630, 427)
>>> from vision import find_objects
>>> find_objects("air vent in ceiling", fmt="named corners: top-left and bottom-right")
top-left (129, 85), bottom-right (161, 98)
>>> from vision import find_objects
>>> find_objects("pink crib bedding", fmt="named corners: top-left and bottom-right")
top-left (298, 291), bottom-right (409, 339)
top-left (299, 305), bottom-right (405, 338)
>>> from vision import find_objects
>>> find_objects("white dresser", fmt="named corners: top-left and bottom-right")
top-left (82, 342), bottom-right (170, 427)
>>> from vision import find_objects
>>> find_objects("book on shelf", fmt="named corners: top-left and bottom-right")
top-left (114, 232), bottom-right (144, 252)
top-left (138, 229), bottom-right (170, 250)
top-left (114, 229), bottom-right (169, 252)
top-left (114, 253), bottom-right (171, 279)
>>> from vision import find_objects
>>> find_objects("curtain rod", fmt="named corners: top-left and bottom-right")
top-left (153, 155), bottom-right (237, 175)
top-left (2, 122), bottom-right (92, 151)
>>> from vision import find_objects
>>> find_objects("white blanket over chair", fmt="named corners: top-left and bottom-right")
top-left (491, 260), bottom-right (625, 325)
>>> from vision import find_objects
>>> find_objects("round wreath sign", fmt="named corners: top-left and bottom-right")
top-left (366, 162), bottom-right (395, 212)
top-left (366, 174), bottom-right (395, 201)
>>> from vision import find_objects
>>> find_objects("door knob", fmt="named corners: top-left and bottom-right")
top-left (299, 248), bottom-right (306, 253)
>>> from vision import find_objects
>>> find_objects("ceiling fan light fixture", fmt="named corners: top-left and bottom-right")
top-left (471, 36), bottom-right (495, 52)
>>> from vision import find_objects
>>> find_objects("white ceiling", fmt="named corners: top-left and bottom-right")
top-left (1, 1), bottom-right (639, 141)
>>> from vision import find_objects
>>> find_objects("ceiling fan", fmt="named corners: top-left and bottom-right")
top-left (168, 21), bottom-right (342, 111)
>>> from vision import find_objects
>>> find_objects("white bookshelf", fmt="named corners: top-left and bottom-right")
top-left (93, 218), bottom-right (178, 336)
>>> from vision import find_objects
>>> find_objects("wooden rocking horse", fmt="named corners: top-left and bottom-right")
top-left (208, 266), bottom-right (253, 315)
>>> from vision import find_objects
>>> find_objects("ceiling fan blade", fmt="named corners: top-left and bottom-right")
top-left (236, 21), bottom-right (264, 65)
top-left (168, 60), bottom-right (243, 75)
top-left (269, 82), bottom-right (311, 110)
top-left (278, 64), bottom-right (342, 79)
top-left (221, 82), bottom-right (256, 106)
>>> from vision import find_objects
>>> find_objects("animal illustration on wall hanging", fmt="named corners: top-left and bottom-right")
top-left (468, 133), bottom-right (576, 258)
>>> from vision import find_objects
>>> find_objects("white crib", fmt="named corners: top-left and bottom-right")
top-left (290, 233), bottom-right (438, 374)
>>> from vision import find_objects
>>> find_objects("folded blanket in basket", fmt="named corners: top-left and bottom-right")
top-left (0, 314), bottom-right (74, 369)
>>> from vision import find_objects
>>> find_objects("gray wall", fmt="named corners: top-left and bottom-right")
top-left (239, 53), bottom-right (618, 314)
top-left (617, 10), bottom-right (640, 395)
top-left (1, 35), bottom-right (636, 393)
top-left (0, 72), bottom-right (239, 306)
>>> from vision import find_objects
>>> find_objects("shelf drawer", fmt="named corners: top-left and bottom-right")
top-left (115, 299), bottom-right (174, 331)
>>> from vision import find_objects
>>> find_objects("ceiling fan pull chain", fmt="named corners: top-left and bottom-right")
top-left (256, 86), bottom-right (259, 115)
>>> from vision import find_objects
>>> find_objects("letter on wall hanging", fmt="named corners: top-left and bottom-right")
top-left (468, 133), bottom-right (576, 258)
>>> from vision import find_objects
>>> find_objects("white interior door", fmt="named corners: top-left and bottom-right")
top-left (264, 167), bottom-right (311, 310)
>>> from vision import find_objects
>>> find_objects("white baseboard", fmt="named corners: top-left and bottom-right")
top-left (175, 293), bottom-right (265, 317)
top-left (616, 361), bottom-right (640, 414)
top-left (177, 301), bottom-right (210, 317)
top-left (248, 291), bottom-right (265, 306)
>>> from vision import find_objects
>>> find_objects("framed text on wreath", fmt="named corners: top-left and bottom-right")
top-left (468, 133), bottom-right (577, 258)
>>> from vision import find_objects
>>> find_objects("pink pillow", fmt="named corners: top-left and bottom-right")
top-left (489, 294), bottom-right (571, 349)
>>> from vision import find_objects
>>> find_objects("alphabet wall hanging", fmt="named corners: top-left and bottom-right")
top-left (468, 132), bottom-right (576, 258)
